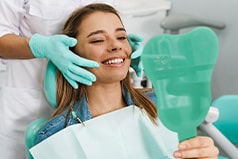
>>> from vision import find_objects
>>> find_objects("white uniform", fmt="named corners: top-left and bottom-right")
top-left (0, 0), bottom-right (117, 158)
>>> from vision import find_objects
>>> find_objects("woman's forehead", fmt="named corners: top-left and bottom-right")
top-left (79, 12), bottom-right (123, 32)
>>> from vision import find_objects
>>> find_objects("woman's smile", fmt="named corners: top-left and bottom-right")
top-left (102, 56), bottom-right (126, 66)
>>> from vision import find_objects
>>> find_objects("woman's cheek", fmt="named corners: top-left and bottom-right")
top-left (84, 47), bottom-right (102, 60)
top-left (123, 42), bottom-right (132, 55)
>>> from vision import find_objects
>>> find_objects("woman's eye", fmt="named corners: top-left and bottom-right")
top-left (90, 39), bottom-right (104, 43)
top-left (117, 36), bottom-right (127, 40)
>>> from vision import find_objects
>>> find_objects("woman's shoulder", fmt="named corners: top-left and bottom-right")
top-left (138, 88), bottom-right (157, 103)
top-left (36, 114), bottom-right (67, 144)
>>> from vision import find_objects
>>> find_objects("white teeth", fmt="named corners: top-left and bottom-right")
top-left (105, 58), bottom-right (123, 64)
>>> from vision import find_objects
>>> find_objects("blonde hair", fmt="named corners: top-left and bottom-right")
top-left (53, 3), bottom-right (158, 124)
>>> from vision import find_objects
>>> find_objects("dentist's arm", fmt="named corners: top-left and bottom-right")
top-left (0, 33), bottom-right (99, 88)
top-left (0, 34), bottom-right (33, 59)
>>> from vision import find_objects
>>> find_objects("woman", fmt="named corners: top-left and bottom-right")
top-left (0, 1), bottom-right (143, 158)
top-left (36, 3), bottom-right (219, 158)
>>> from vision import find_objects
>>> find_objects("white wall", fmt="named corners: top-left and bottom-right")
top-left (119, 0), bottom-right (171, 43)
top-left (169, 0), bottom-right (238, 100)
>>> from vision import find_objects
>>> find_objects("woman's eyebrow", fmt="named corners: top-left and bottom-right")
top-left (116, 27), bottom-right (126, 32)
top-left (87, 30), bottom-right (105, 38)
top-left (87, 27), bottom-right (126, 38)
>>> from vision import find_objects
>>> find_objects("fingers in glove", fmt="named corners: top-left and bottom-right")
top-left (65, 73), bottom-right (94, 87)
top-left (69, 64), bottom-right (96, 81)
top-left (128, 33), bottom-right (144, 42)
top-left (130, 45), bottom-right (143, 59)
top-left (70, 53), bottom-right (99, 68)
top-left (64, 75), bottom-right (79, 89)
top-left (63, 66), bottom-right (96, 88)
top-left (57, 35), bottom-right (77, 47)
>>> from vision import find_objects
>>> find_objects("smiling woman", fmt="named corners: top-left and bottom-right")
top-left (33, 3), bottom-right (219, 159)
top-left (37, 3), bottom-right (157, 141)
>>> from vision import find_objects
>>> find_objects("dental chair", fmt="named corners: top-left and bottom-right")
top-left (212, 95), bottom-right (238, 145)
top-left (25, 61), bottom-right (57, 159)
top-left (25, 118), bottom-right (48, 159)
top-left (209, 95), bottom-right (238, 158)
top-left (199, 99), bottom-right (238, 159)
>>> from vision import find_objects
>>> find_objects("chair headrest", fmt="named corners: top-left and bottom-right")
top-left (44, 61), bottom-right (57, 108)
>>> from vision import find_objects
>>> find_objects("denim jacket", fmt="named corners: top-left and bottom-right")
top-left (36, 88), bottom-right (156, 144)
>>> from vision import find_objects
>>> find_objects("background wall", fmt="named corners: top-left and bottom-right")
top-left (168, 0), bottom-right (238, 100)
top-left (119, 0), bottom-right (171, 43)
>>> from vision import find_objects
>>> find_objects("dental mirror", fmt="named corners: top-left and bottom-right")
top-left (142, 27), bottom-right (219, 142)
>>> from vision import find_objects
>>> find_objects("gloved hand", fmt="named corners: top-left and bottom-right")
top-left (29, 34), bottom-right (99, 89)
top-left (128, 33), bottom-right (144, 77)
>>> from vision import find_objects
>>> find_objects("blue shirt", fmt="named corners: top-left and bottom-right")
top-left (36, 88), bottom-right (157, 144)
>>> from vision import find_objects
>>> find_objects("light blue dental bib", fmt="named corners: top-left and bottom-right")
top-left (30, 106), bottom-right (178, 159)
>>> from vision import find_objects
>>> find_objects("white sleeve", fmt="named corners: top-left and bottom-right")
top-left (0, 0), bottom-right (26, 37)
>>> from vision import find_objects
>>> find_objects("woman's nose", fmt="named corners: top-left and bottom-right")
top-left (111, 47), bottom-right (119, 51)
top-left (108, 39), bottom-right (122, 52)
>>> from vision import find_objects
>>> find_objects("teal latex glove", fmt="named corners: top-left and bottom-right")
top-left (128, 33), bottom-right (144, 77)
top-left (29, 34), bottom-right (99, 88)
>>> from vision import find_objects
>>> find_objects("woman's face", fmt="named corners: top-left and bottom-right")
top-left (74, 11), bottom-right (132, 84)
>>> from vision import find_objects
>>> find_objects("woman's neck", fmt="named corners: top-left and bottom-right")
top-left (85, 83), bottom-right (126, 117)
